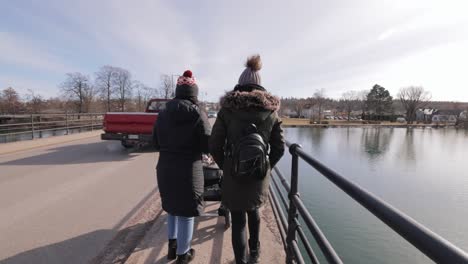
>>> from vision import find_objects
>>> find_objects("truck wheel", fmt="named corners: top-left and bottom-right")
top-left (121, 140), bottom-right (133, 149)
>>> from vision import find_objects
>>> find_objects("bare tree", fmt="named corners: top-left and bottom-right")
top-left (341, 90), bottom-right (359, 121)
top-left (398, 86), bottom-right (431, 124)
top-left (0, 92), bottom-right (3, 114)
top-left (44, 97), bottom-right (67, 112)
top-left (292, 98), bottom-right (307, 118)
top-left (0, 87), bottom-right (22, 114)
top-left (133, 81), bottom-right (145, 112)
top-left (25, 89), bottom-right (45, 114)
top-left (357, 90), bottom-right (369, 116)
top-left (60, 72), bottom-right (93, 113)
top-left (134, 81), bottom-right (158, 111)
top-left (95, 65), bottom-right (117, 112)
top-left (159, 74), bottom-right (174, 99)
top-left (313, 88), bottom-right (327, 123)
top-left (83, 85), bottom-right (97, 113)
top-left (279, 98), bottom-right (296, 117)
top-left (113, 67), bottom-right (133, 112)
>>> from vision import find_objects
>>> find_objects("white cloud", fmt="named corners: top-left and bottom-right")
top-left (0, 32), bottom-right (76, 74)
top-left (379, 40), bottom-right (468, 101)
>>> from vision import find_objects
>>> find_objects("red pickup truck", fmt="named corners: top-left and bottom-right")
top-left (101, 99), bottom-right (169, 148)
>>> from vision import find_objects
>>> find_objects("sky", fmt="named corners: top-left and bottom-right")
top-left (1, 0), bottom-right (468, 102)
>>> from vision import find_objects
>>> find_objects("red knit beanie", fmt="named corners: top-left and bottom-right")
top-left (177, 70), bottom-right (196, 86)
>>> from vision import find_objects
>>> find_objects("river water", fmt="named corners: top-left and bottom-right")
top-left (276, 127), bottom-right (468, 264)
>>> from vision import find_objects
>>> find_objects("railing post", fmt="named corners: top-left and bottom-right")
top-left (65, 111), bottom-right (69, 135)
top-left (31, 114), bottom-right (35, 139)
top-left (286, 143), bottom-right (301, 264)
top-left (38, 115), bottom-right (42, 138)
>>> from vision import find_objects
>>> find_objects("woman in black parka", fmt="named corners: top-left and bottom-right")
top-left (154, 70), bottom-right (210, 263)
top-left (209, 55), bottom-right (285, 264)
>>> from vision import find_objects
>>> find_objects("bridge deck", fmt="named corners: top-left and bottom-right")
top-left (0, 132), bottom-right (286, 264)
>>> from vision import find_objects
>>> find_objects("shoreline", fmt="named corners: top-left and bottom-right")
top-left (282, 118), bottom-right (457, 128)
top-left (283, 124), bottom-right (455, 128)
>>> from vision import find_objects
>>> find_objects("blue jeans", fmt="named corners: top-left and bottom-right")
top-left (167, 214), bottom-right (194, 255)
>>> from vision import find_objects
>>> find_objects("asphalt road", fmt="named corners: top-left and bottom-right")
top-left (0, 137), bottom-right (159, 264)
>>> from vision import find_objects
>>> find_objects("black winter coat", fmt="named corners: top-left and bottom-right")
top-left (155, 99), bottom-right (211, 217)
top-left (209, 85), bottom-right (285, 211)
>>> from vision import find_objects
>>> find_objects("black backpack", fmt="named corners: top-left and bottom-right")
top-left (231, 124), bottom-right (269, 183)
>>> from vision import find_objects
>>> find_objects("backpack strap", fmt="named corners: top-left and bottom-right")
top-left (180, 99), bottom-right (203, 128)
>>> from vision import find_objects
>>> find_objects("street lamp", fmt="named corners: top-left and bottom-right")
top-left (171, 74), bottom-right (181, 95)
top-left (171, 74), bottom-right (182, 99)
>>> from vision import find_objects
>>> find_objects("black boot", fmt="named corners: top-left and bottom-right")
top-left (248, 240), bottom-right (260, 264)
top-left (176, 248), bottom-right (195, 264)
top-left (168, 239), bottom-right (177, 260)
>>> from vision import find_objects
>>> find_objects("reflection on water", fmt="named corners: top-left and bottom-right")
top-left (400, 129), bottom-right (416, 163)
top-left (361, 128), bottom-right (394, 160)
top-left (296, 126), bottom-right (325, 151)
top-left (280, 127), bottom-right (468, 264)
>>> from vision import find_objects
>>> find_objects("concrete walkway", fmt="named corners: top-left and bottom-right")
top-left (125, 201), bottom-right (286, 264)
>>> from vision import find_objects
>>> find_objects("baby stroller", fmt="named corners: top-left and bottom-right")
top-left (202, 155), bottom-right (231, 229)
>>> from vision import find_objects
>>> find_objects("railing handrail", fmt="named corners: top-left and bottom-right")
top-left (0, 118), bottom-right (103, 128)
top-left (273, 140), bottom-right (468, 263)
top-left (0, 113), bottom-right (104, 142)
top-left (0, 112), bottom-right (105, 117)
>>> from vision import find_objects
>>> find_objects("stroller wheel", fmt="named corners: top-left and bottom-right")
top-left (218, 205), bottom-right (227, 216)
top-left (224, 210), bottom-right (231, 229)
top-left (217, 204), bottom-right (231, 229)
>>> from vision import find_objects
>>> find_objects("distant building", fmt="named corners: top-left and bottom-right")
top-left (432, 115), bottom-right (457, 124)
top-left (458, 111), bottom-right (468, 128)
top-left (459, 110), bottom-right (468, 120)
top-left (416, 108), bottom-right (462, 124)
top-left (416, 108), bottom-right (437, 123)
top-left (301, 108), bottom-right (312, 118)
top-left (431, 110), bottom-right (460, 125)
top-left (282, 108), bottom-right (298, 118)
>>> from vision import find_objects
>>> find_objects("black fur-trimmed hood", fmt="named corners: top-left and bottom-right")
top-left (220, 89), bottom-right (280, 111)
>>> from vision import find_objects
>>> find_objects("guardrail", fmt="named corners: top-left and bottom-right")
top-left (0, 113), bottom-right (104, 143)
top-left (269, 141), bottom-right (468, 264)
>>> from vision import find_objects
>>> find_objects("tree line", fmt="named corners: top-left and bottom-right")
top-left (1, 79), bottom-right (465, 125)
top-left (0, 66), bottom-right (177, 115)
top-left (280, 84), bottom-right (435, 124)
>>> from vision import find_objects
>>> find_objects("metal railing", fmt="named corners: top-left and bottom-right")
top-left (269, 141), bottom-right (468, 264)
top-left (0, 113), bottom-right (104, 143)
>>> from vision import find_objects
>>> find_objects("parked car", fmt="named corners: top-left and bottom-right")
top-left (207, 111), bottom-right (218, 118)
top-left (101, 98), bottom-right (170, 148)
top-left (396, 117), bottom-right (406, 123)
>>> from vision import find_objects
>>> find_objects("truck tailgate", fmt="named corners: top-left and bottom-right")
top-left (104, 112), bottom-right (158, 134)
